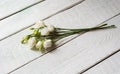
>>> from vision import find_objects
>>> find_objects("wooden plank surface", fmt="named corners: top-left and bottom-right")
top-left (83, 51), bottom-right (120, 74)
top-left (0, 0), bottom-right (83, 74)
top-left (0, 0), bottom-right (119, 74)
top-left (0, 0), bottom-right (43, 20)
top-left (0, 0), bottom-right (83, 41)
top-left (11, 14), bottom-right (120, 74)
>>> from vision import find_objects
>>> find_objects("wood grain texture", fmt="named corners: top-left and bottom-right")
top-left (0, 0), bottom-right (83, 41)
top-left (83, 51), bottom-right (120, 74)
top-left (0, 0), bottom-right (42, 19)
top-left (11, 14), bottom-right (120, 74)
top-left (0, 0), bottom-right (83, 74)
top-left (0, 0), bottom-right (119, 74)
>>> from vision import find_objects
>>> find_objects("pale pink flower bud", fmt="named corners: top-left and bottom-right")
top-left (40, 27), bottom-right (50, 36)
top-left (35, 20), bottom-right (45, 28)
top-left (47, 25), bottom-right (55, 32)
top-left (28, 37), bottom-right (36, 48)
top-left (36, 41), bottom-right (42, 49)
top-left (43, 39), bottom-right (52, 49)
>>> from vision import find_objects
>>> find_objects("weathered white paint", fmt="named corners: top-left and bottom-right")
top-left (0, 0), bottom-right (83, 40)
top-left (12, 14), bottom-right (120, 74)
top-left (0, 0), bottom-right (83, 73)
top-left (0, 0), bottom-right (42, 19)
top-left (0, 0), bottom-right (120, 74)
top-left (83, 51), bottom-right (120, 74)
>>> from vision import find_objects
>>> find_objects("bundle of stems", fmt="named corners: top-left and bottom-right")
top-left (21, 21), bottom-right (116, 53)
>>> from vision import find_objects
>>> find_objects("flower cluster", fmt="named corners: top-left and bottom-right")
top-left (21, 21), bottom-right (55, 52)
top-left (21, 20), bottom-right (116, 53)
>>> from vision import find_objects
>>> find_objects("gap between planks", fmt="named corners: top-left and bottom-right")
top-left (78, 13), bottom-right (120, 74)
top-left (0, 0), bottom-right (85, 42)
top-left (0, 0), bottom-right (45, 21)
top-left (9, 13), bottom-right (119, 72)
top-left (80, 49), bottom-right (120, 74)
top-left (8, 5), bottom-right (120, 74)
top-left (0, 0), bottom-right (86, 73)
top-left (83, 50), bottom-right (120, 74)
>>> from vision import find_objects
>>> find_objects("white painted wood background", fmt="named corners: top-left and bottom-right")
top-left (84, 51), bottom-right (120, 74)
top-left (0, 0), bottom-right (120, 74)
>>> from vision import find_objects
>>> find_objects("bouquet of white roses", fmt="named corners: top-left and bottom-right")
top-left (21, 21), bottom-right (116, 53)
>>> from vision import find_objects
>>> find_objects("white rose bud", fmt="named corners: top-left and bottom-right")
top-left (40, 27), bottom-right (50, 36)
top-left (43, 39), bottom-right (52, 49)
top-left (28, 37), bottom-right (36, 48)
top-left (47, 25), bottom-right (55, 32)
top-left (35, 20), bottom-right (45, 28)
top-left (36, 41), bottom-right (42, 49)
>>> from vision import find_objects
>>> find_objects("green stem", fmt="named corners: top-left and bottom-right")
top-left (54, 25), bottom-right (116, 42)
top-left (56, 24), bottom-right (115, 31)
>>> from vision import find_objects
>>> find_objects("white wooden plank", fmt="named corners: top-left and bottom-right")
top-left (11, 14), bottom-right (120, 74)
top-left (0, 0), bottom-right (120, 73)
top-left (83, 51), bottom-right (120, 74)
top-left (0, 0), bottom-right (83, 74)
top-left (0, 0), bottom-right (83, 41)
top-left (0, 0), bottom-right (43, 19)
